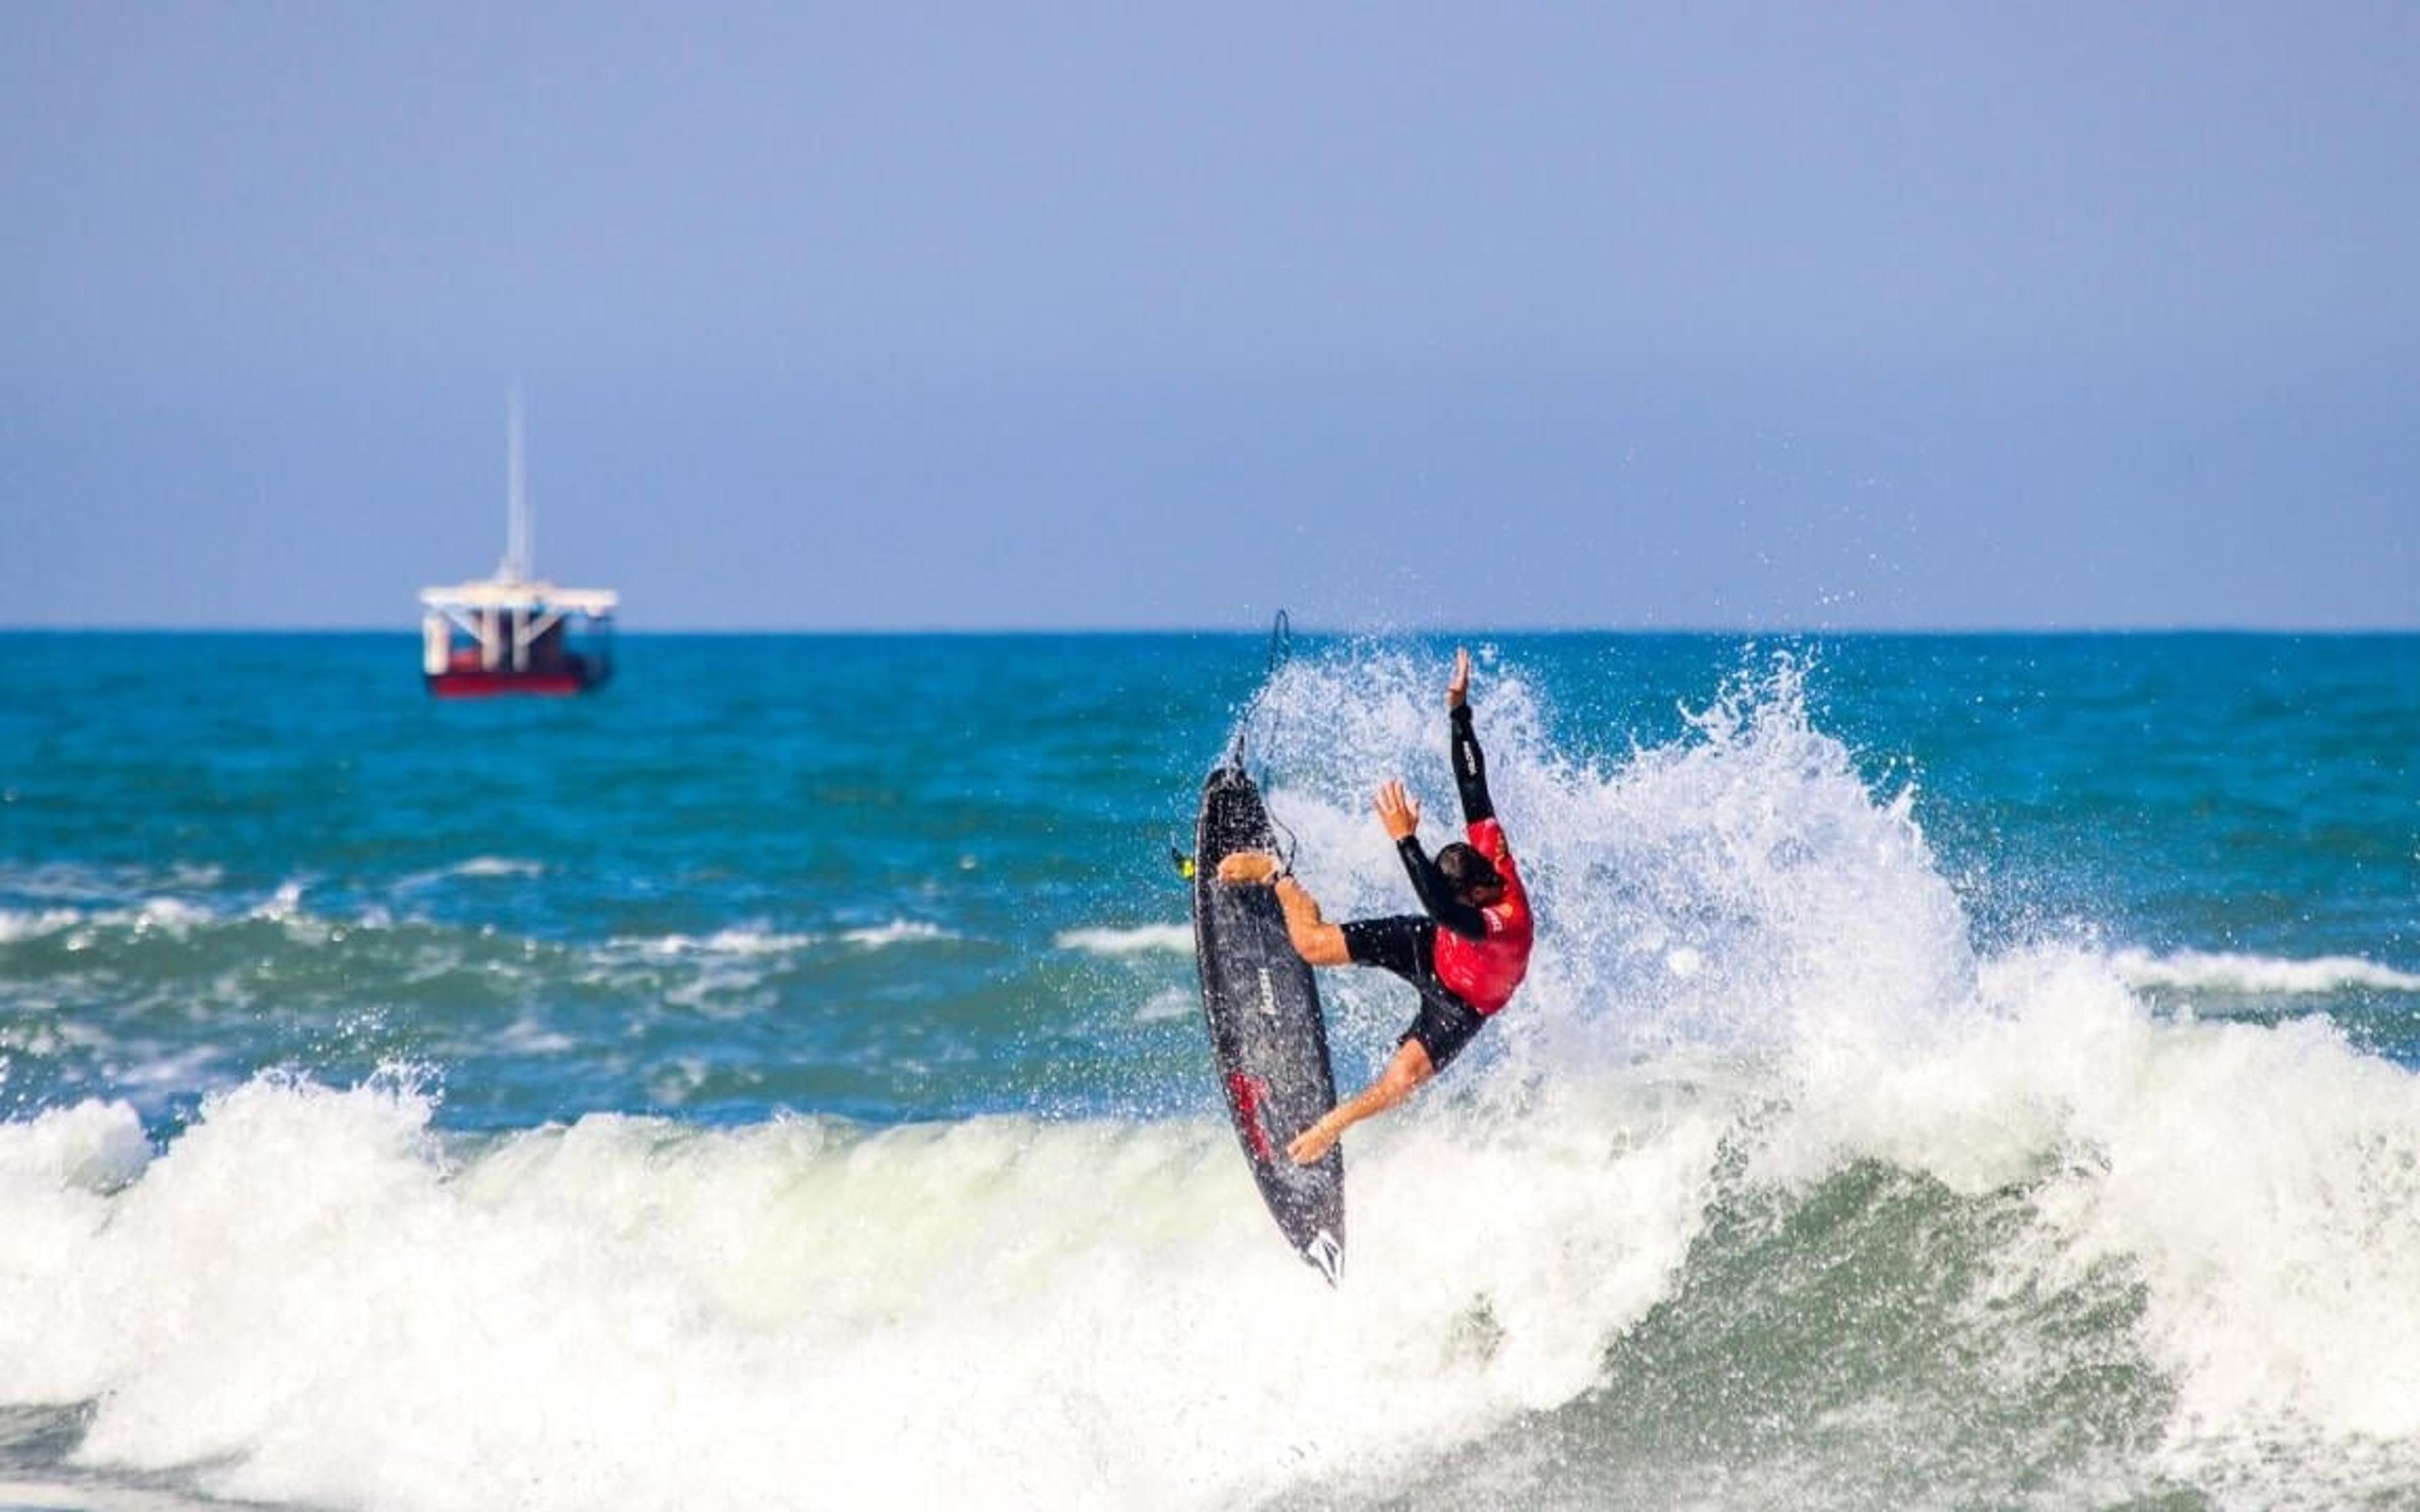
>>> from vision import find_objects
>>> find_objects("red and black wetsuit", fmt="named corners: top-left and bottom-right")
top-left (1340, 703), bottom-right (1535, 1068)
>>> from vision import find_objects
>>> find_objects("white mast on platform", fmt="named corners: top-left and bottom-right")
top-left (502, 385), bottom-right (532, 584)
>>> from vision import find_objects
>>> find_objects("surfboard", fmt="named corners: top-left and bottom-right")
top-left (1192, 760), bottom-right (1345, 1284)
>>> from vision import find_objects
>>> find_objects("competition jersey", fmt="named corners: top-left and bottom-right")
top-left (1429, 815), bottom-right (1532, 1014)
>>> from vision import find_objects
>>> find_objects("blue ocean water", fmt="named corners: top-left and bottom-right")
top-left (1, 630), bottom-right (2414, 1510)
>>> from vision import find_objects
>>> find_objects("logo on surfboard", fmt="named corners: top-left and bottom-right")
top-left (1224, 1070), bottom-right (1279, 1162)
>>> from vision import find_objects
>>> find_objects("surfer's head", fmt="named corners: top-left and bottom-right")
top-left (1436, 843), bottom-right (1505, 906)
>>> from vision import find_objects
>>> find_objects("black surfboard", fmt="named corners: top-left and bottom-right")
top-left (1192, 761), bottom-right (1345, 1284)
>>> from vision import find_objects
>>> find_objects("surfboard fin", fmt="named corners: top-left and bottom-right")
top-left (1302, 1228), bottom-right (1344, 1288)
top-left (1170, 845), bottom-right (1196, 880)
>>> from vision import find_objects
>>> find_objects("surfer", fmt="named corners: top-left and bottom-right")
top-left (1218, 648), bottom-right (1533, 1165)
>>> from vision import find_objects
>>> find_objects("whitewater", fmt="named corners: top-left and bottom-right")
top-left (1, 632), bottom-right (2414, 1509)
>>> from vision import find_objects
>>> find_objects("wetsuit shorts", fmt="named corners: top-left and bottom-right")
top-left (1340, 915), bottom-right (1489, 1071)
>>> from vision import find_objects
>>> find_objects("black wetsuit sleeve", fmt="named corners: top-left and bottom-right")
top-left (1397, 835), bottom-right (1488, 940)
top-left (1451, 704), bottom-right (1494, 826)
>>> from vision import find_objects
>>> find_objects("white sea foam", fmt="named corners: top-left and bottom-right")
top-left (839, 919), bottom-right (950, 948)
top-left (1797, 941), bottom-right (2420, 1467)
top-left (1, 891), bottom-right (409, 954)
top-left (246, 881), bottom-right (306, 922)
top-left (395, 857), bottom-right (548, 893)
top-left (616, 923), bottom-right (925, 962)
top-left (126, 899), bottom-right (214, 934)
top-left (633, 926), bottom-right (820, 959)
top-left (2111, 947), bottom-right (2420, 997)
top-left (0, 1070), bottom-right (1723, 1512)
top-left (1132, 987), bottom-right (1196, 1024)
top-left (1, 898), bottom-right (223, 948)
top-left (493, 1015), bottom-right (579, 1057)
top-left (106, 1047), bottom-right (234, 1099)
top-left (1056, 923), bottom-right (1192, 956)
top-left (0, 862), bottom-right (221, 908)
top-left (29, 971), bottom-right (2419, 1509)
top-left (0, 1098), bottom-right (149, 1196)
top-left (579, 928), bottom-right (825, 1021)
top-left (0, 907), bottom-right (84, 943)
top-left (453, 856), bottom-right (546, 880)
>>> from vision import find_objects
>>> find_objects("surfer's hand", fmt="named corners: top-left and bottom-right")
top-left (1374, 779), bottom-right (1420, 841)
top-left (1447, 647), bottom-right (1471, 709)
top-left (1287, 1119), bottom-right (1340, 1166)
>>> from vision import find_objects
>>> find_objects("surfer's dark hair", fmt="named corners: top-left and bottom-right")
top-left (1436, 842), bottom-right (1502, 901)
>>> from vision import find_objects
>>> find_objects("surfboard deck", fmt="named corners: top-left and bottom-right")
top-left (1192, 762), bottom-right (1345, 1284)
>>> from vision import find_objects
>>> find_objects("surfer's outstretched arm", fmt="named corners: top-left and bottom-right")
top-left (1447, 648), bottom-right (1495, 827)
top-left (1381, 779), bottom-right (1488, 939)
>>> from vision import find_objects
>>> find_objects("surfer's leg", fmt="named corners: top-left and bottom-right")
top-left (1272, 876), bottom-right (1349, 965)
top-left (1287, 1038), bottom-right (1436, 1165)
top-left (1218, 852), bottom-right (1349, 965)
top-left (1339, 915), bottom-right (1428, 980)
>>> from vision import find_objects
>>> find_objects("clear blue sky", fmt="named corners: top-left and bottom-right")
top-left (4, 3), bottom-right (2414, 630)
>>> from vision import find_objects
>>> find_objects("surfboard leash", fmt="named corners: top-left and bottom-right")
top-left (1226, 609), bottom-right (1297, 771)
top-left (1182, 610), bottom-right (1303, 886)
top-left (1250, 610), bottom-right (1303, 871)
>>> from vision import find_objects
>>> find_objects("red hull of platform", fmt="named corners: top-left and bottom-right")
top-left (425, 669), bottom-right (602, 698)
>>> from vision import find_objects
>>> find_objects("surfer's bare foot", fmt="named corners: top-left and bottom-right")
top-left (1217, 850), bottom-right (1280, 885)
top-left (1287, 1120), bottom-right (1339, 1166)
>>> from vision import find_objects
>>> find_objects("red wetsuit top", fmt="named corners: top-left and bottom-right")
top-left (1392, 704), bottom-right (1535, 1016)
top-left (1431, 815), bottom-right (1532, 1014)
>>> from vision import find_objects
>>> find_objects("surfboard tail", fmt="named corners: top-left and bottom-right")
top-left (1301, 1228), bottom-right (1344, 1287)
